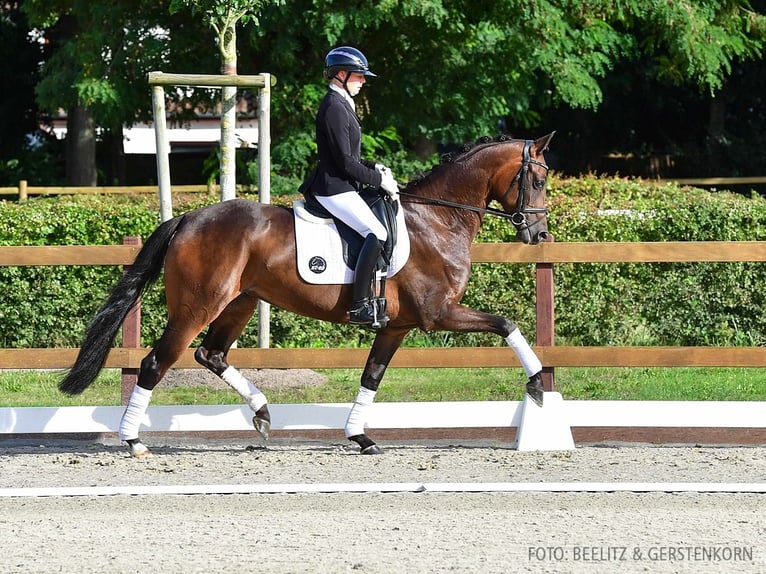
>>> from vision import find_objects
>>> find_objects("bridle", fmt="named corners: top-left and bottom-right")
top-left (498, 139), bottom-right (550, 229)
top-left (397, 139), bottom-right (549, 232)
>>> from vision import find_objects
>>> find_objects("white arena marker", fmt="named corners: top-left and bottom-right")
top-left (4, 400), bottom-right (766, 435)
top-left (515, 392), bottom-right (574, 451)
top-left (2, 482), bottom-right (765, 498)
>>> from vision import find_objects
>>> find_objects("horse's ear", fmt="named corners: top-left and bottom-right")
top-left (534, 131), bottom-right (556, 153)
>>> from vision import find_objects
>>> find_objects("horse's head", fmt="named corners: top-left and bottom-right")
top-left (401, 132), bottom-right (555, 245)
top-left (491, 133), bottom-right (555, 244)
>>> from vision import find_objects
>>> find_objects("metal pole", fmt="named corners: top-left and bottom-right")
top-left (257, 73), bottom-right (271, 349)
top-left (151, 83), bottom-right (173, 221)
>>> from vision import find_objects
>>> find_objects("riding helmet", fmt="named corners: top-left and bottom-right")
top-left (325, 46), bottom-right (377, 78)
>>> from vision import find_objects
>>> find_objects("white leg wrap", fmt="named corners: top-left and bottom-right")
top-left (505, 328), bottom-right (543, 378)
top-left (344, 387), bottom-right (376, 438)
top-left (118, 385), bottom-right (153, 441)
top-left (221, 366), bottom-right (268, 412)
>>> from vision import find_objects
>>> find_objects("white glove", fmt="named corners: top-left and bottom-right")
top-left (379, 170), bottom-right (399, 200)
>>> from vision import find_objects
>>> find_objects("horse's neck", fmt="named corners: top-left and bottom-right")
top-left (404, 177), bottom-right (486, 246)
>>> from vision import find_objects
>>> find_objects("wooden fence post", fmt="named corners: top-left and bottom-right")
top-left (18, 180), bottom-right (27, 203)
top-left (536, 238), bottom-right (556, 392)
top-left (121, 236), bottom-right (142, 404)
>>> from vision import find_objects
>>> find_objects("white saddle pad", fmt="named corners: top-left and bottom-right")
top-left (293, 199), bottom-right (410, 284)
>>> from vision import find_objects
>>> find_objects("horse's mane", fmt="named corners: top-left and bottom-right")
top-left (403, 134), bottom-right (520, 192)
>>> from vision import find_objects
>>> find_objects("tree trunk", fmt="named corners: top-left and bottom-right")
top-left (708, 94), bottom-right (726, 141)
top-left (219, 22), bottom-right (237, 201)
top-left (65, 105), bottom-right (97, 186)
top-left (102, 125), bottom-right (127, 186)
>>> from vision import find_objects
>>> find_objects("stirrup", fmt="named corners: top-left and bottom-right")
top-left (349, 298), bottom-right (388, 330)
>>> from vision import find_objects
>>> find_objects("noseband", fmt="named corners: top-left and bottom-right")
top-left (398, 139), bottom-right (549, 231)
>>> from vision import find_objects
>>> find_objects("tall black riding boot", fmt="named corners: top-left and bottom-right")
top-left (349, 234), bottom-right (386, 327)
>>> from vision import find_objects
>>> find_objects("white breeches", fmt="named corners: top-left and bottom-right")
top-left (316, 191), bottom-right (388, 241)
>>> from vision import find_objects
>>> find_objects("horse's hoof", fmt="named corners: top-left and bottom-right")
top-left (348, 433), bottom-right (383, 455)
top-left (126, 439), bottom-right (151, 458)
top-left (526, 374), bottom-right (544, 407)
top-left (253, 405), bottom-right (271, 440)
top-left (360, 444), bottom-right (384, 455)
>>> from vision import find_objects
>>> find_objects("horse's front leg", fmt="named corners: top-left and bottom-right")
top-left (431, 304), bottom-right (544, 406)
top-left (506, 327), bottom-right (544, 407)
top-left (195, 293), bottom-right (271, 439)
top-left (346, 329), bottom-right (410, 454)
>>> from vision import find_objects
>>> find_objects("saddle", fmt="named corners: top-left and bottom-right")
top-left (302, 187), bottom-right (398, 269)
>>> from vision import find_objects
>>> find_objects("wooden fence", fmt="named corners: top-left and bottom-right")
top-left (0, 181), bottom-right (254, 201)
top-left (1, 240), bottom-right (765, 404)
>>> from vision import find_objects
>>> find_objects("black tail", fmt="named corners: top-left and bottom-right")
top-left (59, 216), bottom-right (185, 395)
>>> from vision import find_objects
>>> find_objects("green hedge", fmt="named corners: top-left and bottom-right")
top-left (1, 176), bottom-right (765, 349)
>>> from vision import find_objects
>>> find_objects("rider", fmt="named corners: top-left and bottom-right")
top-left (301, 46), bottom-right (399, 327)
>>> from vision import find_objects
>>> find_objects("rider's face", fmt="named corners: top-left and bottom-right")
top-left (341, 71), bottom-right (366, 96)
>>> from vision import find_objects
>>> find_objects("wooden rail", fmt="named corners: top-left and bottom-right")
top-left (1, 240), bottom-right (765, 401)
top-left (669, 176), bottom-right (766, 186)
top-left (0, 181), bottom-right (259, 200)
top-left (3, 241), bottom-right (762, 266)
top-left (3, 346), bottom-right (765, 370)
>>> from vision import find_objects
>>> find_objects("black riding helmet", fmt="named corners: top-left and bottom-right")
top-left (324, 46), bottom-right (377, 80)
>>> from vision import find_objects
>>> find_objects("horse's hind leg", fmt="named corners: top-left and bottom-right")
top-left (193, 292), bottom-right (271, 439)
top-left (120, 320), bottom-right (208, 457)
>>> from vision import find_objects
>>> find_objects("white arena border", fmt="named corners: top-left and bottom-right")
top-left (2, 482), bottom-right (766, 498)
top-left (2, 400), bottom-right (766, 435)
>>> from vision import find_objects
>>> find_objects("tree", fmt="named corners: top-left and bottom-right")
top-left (170, 0), bottom-right (283, 200)
top-left (22, 0), bottom-right (217, 185)
top-left (245, 0), bottom-right (766, 165)
top-left (12, 1), bottom-right (766, 185)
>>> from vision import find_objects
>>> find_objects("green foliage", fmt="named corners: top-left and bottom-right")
top-left (637, 0), bottom-right (764, 93)
top-left (1, 176), bottom-right (766, 350)
top-left (548, 175), bottom-right (766, 346)
top-left (11, 0), bottom-right (766, 191)
top-left (169, 0), bottom-right (278, 28)
top-left (169, 0), bottom-right (284, 62)
top-left (23, 0), bottom-right (220, 128)
top-left (246, 0), bottom-right (766, 149)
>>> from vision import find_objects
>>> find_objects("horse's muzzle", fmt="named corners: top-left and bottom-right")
top-left (516, 221), bottom-right (550, 245)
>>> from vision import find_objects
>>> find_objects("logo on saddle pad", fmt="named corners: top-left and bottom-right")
top-left (308, 256), bottom-right (327, 274)
top-left (293, 199), bottom-right (410, 285)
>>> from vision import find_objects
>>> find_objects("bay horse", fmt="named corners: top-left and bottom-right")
top-left (60, 132), bottom-right (555, 457)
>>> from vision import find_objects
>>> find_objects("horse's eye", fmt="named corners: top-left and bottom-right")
top-left (533, 179), bottom-right (546, 190)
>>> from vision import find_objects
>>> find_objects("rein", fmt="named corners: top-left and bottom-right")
top-left (397, 139), bottom-right (549, 229)
top-left (397, 190), bottom-right (520, 221)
